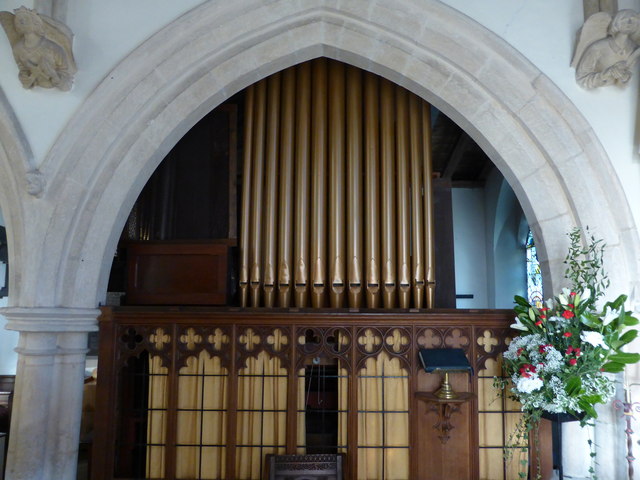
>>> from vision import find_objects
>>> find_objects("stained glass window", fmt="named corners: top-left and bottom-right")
top-left (526, 230), bottom-right (543, 307)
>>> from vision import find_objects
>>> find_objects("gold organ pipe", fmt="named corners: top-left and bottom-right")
top-left (263, 73), bottom-right (281, 308)
top-left (329, 61), bottom-right (346, 308)
top-left (278, 68), bottom-right (295, 307)
top-left (239, 85), bottom-right (255, 307)
top-left (408, 94), bottom-right (425, 308)
top-left (249, 80), bottom-right (267, 307)
top-left (422, 102), bottom-right (436, 308)
top-left (380, 78), bottom-right (396, 309)
top-left (294, 62), bottom-right (311, 308)
top-left (364, 73), bottom-right (380, 308)
top-left (240, 59), bottom-right (437, 311)
top-left (311, 58), bottom-right (328, 308)
top-left (395, 86), bottom-right (411, 309)
top-left (346, 66), bottom-right (363, 308)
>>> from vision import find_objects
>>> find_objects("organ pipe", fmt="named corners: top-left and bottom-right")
top-left (364, 73), bottom-right (380, 308)
top-left (294, 62), bottom-right (311, 308)
top-left (263, 73), bottom-right (281, 308)
top-left (409, 95), bottom-right (425, 308)
top-left (380, 78), bottom-right (396, 309)
top-left (329, 61), bottom-right (346, 308)
top-left (395, 86), bottom-right (411, 309)
top-left (238, 85), bottom-right (254, 307)
top-left (346, 66), bottom-right (363, 308)
top-left (422, 102), bottom-right (436, 308)
top-left (239, 59), bottom-right (435, 310)
top-left (249, 80), bottom-right (267, 307)
top-left (278, 68), bottom-right (295, 308)
top-left (311, 58), bottom-right (328, 308)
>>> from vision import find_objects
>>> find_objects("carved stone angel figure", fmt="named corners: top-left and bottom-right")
top-left (572, 9), bottom-right (640, 89)
top-left (0, 7), bottom-right (76, 91)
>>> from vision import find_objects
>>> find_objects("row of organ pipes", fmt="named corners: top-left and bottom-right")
top-left (239, 58), bottom-right (435, 309)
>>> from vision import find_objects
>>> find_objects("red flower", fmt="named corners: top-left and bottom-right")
top-left (535, 320), bottom-right (543, 326)
top-left (567, 303), bottom-right (575, 308)
top-left (540, 307), bottom-right (549, 312)
top-left (566, 346), bottom-right (574, 355)
top-left (570, 292), bottom-right (577, 296)
top-left (563, 332), bottom-right (572, 337)
top-left (562, 310), bottom-right (575, 319)
top-left (517, 348), bottom-right (524, 356)
top-left (539, 344), bottom-right (553, 354)
top-left (569, 358), bottom-right (577, 366)
top-left (540, 315), bottom-right (547, 319)
top-left (574, 348), bottom-right (581, 356)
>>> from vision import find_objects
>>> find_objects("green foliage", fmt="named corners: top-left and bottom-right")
top-left (563, 227), bottom-right (609, 307)
top-left (498, 227), bottom-right (640, 480)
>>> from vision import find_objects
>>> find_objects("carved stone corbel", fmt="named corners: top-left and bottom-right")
top-left (572, 9), bottom-right (640, 89)
top-left (0, 7), bottom-right (76, 91)
top-left (25, 170), bottom-right (46, 197)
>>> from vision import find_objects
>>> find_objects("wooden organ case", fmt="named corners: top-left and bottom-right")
top-left (92, 58), bottom-right (535, 480)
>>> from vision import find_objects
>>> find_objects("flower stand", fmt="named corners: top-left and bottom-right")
top-left (541, 412), bottom-right (583, 480)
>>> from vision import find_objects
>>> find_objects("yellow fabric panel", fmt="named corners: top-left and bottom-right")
top-left (478, 448), bottom-right (504, 480)
top-left (357, 352), bottom-right (409, 480)
top-left (236, 347), bottom-right (288, 479)
top-left (338, 364), bottom-right (349, 452)
top-left (146, 355), bottom-right (168, 479)
top-left (175, 352), bottom-right (228, 479)
top-left (478, 413), bottom-right (504, 448)
top-left (297, 367), bottom-right (306, 454)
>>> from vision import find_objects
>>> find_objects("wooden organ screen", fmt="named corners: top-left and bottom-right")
top-left (239, 58), bottom-right (436, 310)
top-left (91, 308), bottom-right (527, 480)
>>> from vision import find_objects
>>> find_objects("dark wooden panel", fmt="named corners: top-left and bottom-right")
top-left (433, 178), bottom-right (456, 308)
top-left (93, 309), bottom-right (513, 480)
top-left (126, 242), bottom-right (228, 305)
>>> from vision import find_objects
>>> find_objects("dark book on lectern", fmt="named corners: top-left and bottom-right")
top-left (418, 348), bottom-right (473, 375)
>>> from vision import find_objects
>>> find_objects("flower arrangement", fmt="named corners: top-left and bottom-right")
top-left (495, 228), bottom-right (640, 477)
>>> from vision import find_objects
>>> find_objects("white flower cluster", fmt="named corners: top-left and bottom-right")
top-left (515, 375), bottom-right (544, 393)
top-left (536, 346), bottom-right (563, 373)
top-left (514, 372), bottom-right (616, 414)
top-left (504, 334), bottom-right (544, 361)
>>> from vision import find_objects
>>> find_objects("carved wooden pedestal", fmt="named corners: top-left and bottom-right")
top-left (415, 391), bottom-right (475, 444)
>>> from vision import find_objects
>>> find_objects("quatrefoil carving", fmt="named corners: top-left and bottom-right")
top-left (179, 328), bottom-right (202, 350)
top-left (121, 328), bottom-right (143, 350)
top-left (385, 329), bottom-right (410, 353)
top-left (208, 328), bottom-right (229, 351)
top-left (477, 330), bottom-right (499, 353)
top-left (149, 328), bottom-right (170, 351)
top-left (327, 329), bottom-right (350, 352)
top-left (239, 328), bottom-right (260, 351)
top-left (418, 329), bottom-right (443, 349)
top-left (358, 328), bottom-right (382, 353)
top-left (445, 329), bottom-right (469, 349)
top-left (267, 329), bottom-right (289, 351)
top-left (299, 329), bottom-right (321, 346)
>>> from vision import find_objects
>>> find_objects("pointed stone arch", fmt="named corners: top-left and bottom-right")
top-left (29, 0), bottom-right (638, 310)
top-left (0, 88), bottom-right (34, 305)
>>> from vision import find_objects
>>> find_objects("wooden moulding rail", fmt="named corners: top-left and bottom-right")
top-left (92, 307), bottom-right (513, 480)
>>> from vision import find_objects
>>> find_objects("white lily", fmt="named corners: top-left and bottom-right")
top-left (580, 331), bottom-right (610, 350)
top-left (601, 306), bottom-right (620, 326)
top-left (581, 287), bottom-right (591, 303)
top-left (510, 316), bottom-right (528, 331)
top-left (545, 298), bottom-right (555, 310)
top-left (558, 290), bottom-right (569, 305)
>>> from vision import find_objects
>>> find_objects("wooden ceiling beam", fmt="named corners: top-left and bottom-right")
top-left (442, 132), bottom-right (471, 180)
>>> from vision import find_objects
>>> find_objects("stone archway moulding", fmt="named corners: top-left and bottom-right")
top-left (0, 88), bottom-right (33, 306)
top-left (14, 0), bottom-right (638, 310)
